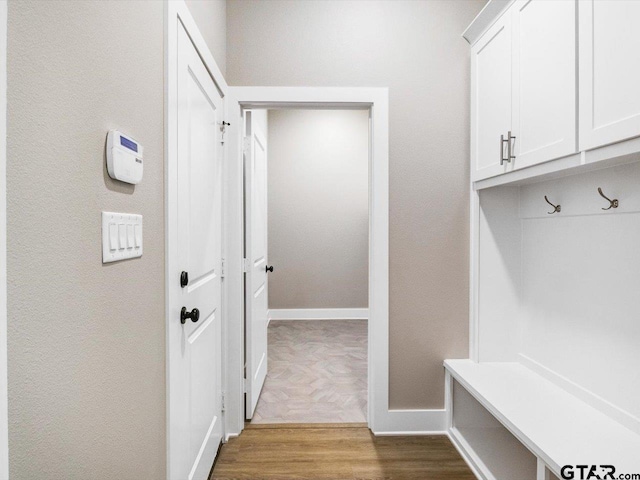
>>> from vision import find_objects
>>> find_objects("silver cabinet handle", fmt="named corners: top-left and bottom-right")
top-left (500, 131), bottom-right (516, 165)
top-left (500, 134), bottom-right (509, 165)
top-left (507, 130), bottom-right (516, 162)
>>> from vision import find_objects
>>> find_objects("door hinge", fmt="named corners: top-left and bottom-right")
top-left (221, 258), bottom-right (226, 278)
top-left (221, 391), bottom-right (226, 413)
top-left (242, 258), bottom-right (249, 273)
top-left (243, 378), bottom-right (247, 393)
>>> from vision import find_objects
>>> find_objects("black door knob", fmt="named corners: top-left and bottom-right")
top-left (180, 271), bottom-right (189, 288)
top-left (266, 265), bottom-right (274, 273)
top-left (180, 307), bottom-right (200, 324)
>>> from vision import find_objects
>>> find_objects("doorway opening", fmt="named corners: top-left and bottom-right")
top-left (243, 108), bottom-right (370, 424)
top-left (226, 87), bottom-right (389, 437)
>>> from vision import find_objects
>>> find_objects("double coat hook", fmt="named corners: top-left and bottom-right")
top-left (543, 188), bottom-right (619, 215)
top-left (597, 187), bottom-right (618, 210)
top-left (544, 196), bottom-right (561, 214)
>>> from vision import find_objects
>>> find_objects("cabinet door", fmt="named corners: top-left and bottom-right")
top-left (579, 0), bottom-right (640, 150)
top-left (471, 12), bottom-right (513, 182)
top-left (511, 0), bottom-right (577, 169)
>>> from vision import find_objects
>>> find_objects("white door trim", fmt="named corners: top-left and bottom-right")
top-left (0, 1), bottom-right (8, 476)
top-left (229, 86), bottom-right (407, 434)
top-left (165, 1), bottom-right (239, 477)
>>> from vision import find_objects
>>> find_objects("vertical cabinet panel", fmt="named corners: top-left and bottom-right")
top-left (579, 0), bottom-right (640, 151)
top-left (471, 13), bottom-right (513, 181)
top-left (511, 0), bottom-right (577, 168)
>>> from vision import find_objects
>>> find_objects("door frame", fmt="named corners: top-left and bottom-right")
top-left (0, 0), bottom-right (8, 476)
top-left (165, 2), bottom-right (243, 477)
top-left (166, 4), bottom-right (439, 468)
top-left (229, 87), bottom-right (392, 434)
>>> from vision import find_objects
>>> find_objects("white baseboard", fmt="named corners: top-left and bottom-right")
top-left (267, 308), bottom-right (369, 321)
top-left (224, 432), bottom-right (240, 443)
top-left (371, 409), bottom-right (446, 436)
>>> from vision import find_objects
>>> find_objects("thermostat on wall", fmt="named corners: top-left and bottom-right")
top-left (106, 130), bottom-right (143, 184)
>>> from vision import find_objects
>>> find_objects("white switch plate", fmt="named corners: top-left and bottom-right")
top-left (102, 211), bottom-right (143, 263)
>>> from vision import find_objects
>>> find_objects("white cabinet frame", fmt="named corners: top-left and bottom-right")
top-left (471, 0), bottom-right (578, 183)
top-left (466, 0), bottom-right (640, 190)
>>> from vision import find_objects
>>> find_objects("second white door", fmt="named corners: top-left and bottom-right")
top-left (244, 111), bottom-right (269, 419)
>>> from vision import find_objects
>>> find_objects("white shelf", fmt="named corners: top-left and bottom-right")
top-left (445, 360), bottom-right (640, 476)
top-left (450, 426), bottom-right (536, 480)
top-left (451, 378), bottom-right (537, 480)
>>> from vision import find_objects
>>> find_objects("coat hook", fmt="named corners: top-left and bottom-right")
top-left (544, 195), bottom-right (561, 214)
top-left (597, 187), bottom-right (618, 210)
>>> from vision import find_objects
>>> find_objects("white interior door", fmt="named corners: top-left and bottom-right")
top-left (169, 23), bottom-right (223, 480)
top-left (244, 111), bottom-right (269, 419)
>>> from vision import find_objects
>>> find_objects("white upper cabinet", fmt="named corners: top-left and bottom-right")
top-left (579, 0), bottom-right (640, 151)
top-left (511, 0), bottom-right (577, 169)
top-left (471, 12), bottom-right (513, 181)
top-left (469, 0), bottom-right (577, 182)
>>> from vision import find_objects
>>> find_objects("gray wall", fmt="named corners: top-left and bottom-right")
top-left (6, 1), bottom-right (225, 478)
top-left (227, 0), bottom-right (485, 410)
top-left (267, 109), bottom-right (369, 309)
top-left (4, 0), bottom-right (483, 475)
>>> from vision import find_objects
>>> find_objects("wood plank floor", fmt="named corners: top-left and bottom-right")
top-left (209, 423), bottom-right (475, 480)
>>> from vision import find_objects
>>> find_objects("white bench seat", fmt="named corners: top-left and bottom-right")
top-left (444, 359), bottom-right (640, 478)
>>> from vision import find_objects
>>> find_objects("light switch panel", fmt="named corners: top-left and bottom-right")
top-left (102, 211), bottom-right (143, 263)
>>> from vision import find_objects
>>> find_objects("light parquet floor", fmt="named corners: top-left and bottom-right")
top-left (251, 320), bottom-right (368, 424)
